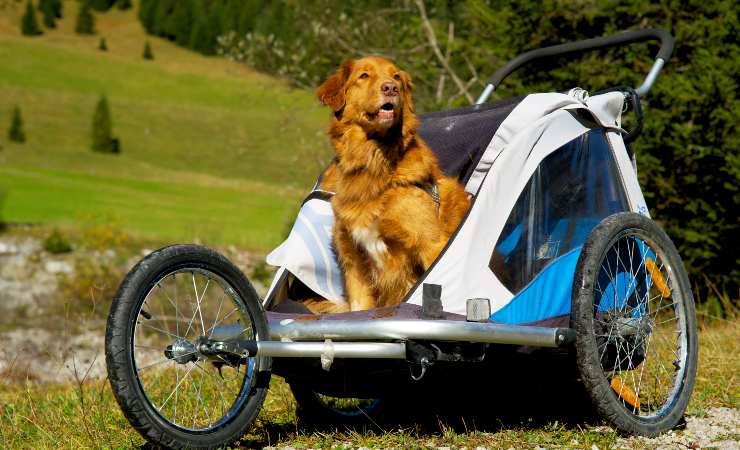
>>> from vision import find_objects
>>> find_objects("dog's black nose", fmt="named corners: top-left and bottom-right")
top-left (381, 82), bottom-right (398, 96)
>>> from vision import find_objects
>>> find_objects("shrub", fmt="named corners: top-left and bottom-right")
top-left (44, 228), bottom-right (73, 254)
top-left (21, 0), bottom-right (43, 36)
top-left (98, 37), bottom-right (107, 51)
top-left (90, 0), bottom-right (115, 12)
top-left (142, 40), bottom-right (153, 60)
top-left (8, 106), bottom-right (25, 143)
top-left (39, 0), bottom-right (56, 28)
top-left (116, 0), bottom-right (132, 10)
top-left (91, 95), bottom-right (119, 153)
top-left (75, 1), bottom-right (95, 35)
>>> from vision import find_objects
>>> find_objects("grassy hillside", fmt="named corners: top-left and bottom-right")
top-left (0, 2), bottom-right (332, 249)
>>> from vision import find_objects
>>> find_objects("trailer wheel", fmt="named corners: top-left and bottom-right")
top-left (105, 244), bottom-right (271, 449)
top-left (572, 212), bottom-right (697, 437)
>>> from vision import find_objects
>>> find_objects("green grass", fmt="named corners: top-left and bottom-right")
top-left (0, 2), bottom-right (331, 249)
top-left (1, 322), bottom-right (736, 449)
top-left (0, 166), bottom-right (294, 248)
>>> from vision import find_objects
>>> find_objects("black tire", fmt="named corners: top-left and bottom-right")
top-left (105, 244), bottom-right (271, 449)
top-left (288, 382), bottom-right (382, 425)
top-left (572, 212), bottom-right (697, 437)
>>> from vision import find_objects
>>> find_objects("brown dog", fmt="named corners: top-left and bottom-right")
top-left (312, 56), bottom-right (470, 312)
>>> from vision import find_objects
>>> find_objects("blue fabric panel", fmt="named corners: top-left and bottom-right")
top-left (491, 247), bottom-right (582, 325)
top-left (496, 224), bottom-right (522, 256)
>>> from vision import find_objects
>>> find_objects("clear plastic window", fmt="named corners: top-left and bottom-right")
top-left (490, 128), bottom-right (629, 293)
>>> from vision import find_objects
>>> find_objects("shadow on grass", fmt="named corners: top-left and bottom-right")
top-left (239, 349), bottom-right (603, 448)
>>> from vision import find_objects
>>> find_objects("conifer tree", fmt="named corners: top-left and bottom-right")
top-left (51, 0), bottom-right (62, 18)
top-left (142, 40), bottom-right (153, 60)
top-left (8, 106), bottom-right (26, 143)
top-left (75, 1), bottom-right (96, 35)
top-left (91, 95), bottom-right (118, 153)
top-left (21, 0), bottom-right (43, 36)
top-left (99, 37), bottom-right (107, 51)
top-left (39, 0), bottom-right (56, 28)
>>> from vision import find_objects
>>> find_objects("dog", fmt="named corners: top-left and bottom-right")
top-left (307, 56), bottom-right (469, 312)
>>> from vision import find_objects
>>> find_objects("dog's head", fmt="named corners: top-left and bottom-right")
top-left (317, 56), bottom-right (417, 140)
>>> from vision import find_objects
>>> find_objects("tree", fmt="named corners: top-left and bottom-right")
top-left (142, 40), bottom-right (153, 60)
top-left (75, 1), bottom-right (95, 35)
top-left (39, 0), bottom-right (56, 28)
top-left (21, 0), bottom-right (43, 36)
top-left (91, 95), bottom-right (119, 153)
top-left (99, 37), bottom-right (107, 51)
top-left (50, 0), bottom-right (62, 18)
top-left (90, 0), bottom-right (115, 12)
top-left (116, 0), bottom-right (132, 10)
top-left (8, 106), bottom-right (26, 143)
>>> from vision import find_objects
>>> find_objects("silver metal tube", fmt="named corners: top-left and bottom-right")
top-left (475, 84), bottom-right (495, 104)
top-left (256, 341), bottom-right (406, 359)
top-left (270, 319), bottom-right (563, 348)
top-left (635, 58), bottom-right (664, 96)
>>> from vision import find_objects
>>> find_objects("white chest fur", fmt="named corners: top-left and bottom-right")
top-left (351, 224), bottom-right (387, 268)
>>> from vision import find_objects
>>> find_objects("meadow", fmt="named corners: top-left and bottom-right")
top-left (0, 2), bottom-right (332, 250)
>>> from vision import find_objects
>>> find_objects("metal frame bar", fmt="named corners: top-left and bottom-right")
top-left (211, 319), bottom-right (574, 360)
top-left (256, 341), bottom-right (406, 359)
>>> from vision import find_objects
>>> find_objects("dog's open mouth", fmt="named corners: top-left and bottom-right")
top-left (378, 102), bottom-right (395, 122)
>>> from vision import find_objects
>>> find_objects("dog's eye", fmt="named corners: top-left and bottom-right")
top-left (359, 72), bottom-right (369, 79)
top-left (393, 73), bottom-right (401, 81)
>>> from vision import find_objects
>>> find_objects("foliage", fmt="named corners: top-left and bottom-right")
top-left (98, 37), bottom-right (106, 51)
top-left (38, 0), bottom-right (56, 28)
top-left (89, 0), bottom-right (115, 12)
top-left (8, 105), bottom-right (25, 143)
top-left (38, 0), bottom-right (62, 18)
top-left (74, 0), bottom-right (95, 35)
top-left (21, 0), bottom-right (42, 36)
top-left (142, 0), bottom-right (739, 296)
top-left (43, 228), bottom-right (73, 254)
top-left (116, 0), bottom-right (132, 10)
top-left (142, 40), bottom-right (153, 59)
top-left (91, 95), bottom-right (119, 153)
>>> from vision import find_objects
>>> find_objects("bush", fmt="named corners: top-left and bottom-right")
top-left (39, 0), bottom-right (56, 28)
top-left (91, 95), bottom-right (119, 153)
top-left (75, 0), bottom-right (95, 35)
top-left (44, 228), bottom-right (73, 254)
top-left (21, 0), bottom-right (43, 36)
top-left (98, 37), bottom-right (107, 51)
top-left (8, 106), bottom-right (25, 143)
top-left (89, 0), bottom-right (115, 12)
top-left (142, 40), bottom-right (153, 60)
top-left (116, 0), bottom-right (132, 10)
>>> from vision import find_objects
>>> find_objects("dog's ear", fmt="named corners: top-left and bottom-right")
top-left (317, 60), bottom-right (354, 112)
top-left (399, 70), bottom-right (414, 110)
top-left (399, 70), bottom-right (418, 145)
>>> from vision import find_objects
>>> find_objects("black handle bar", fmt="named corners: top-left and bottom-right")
top-left (476, 28), bottom-right (674, 103)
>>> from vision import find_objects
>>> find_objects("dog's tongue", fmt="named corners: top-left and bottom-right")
top-left (378, 110), bottom-right (394, 121)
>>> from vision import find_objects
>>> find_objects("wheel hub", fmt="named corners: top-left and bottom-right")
top-left (164, 339), bottom-right (198, 364)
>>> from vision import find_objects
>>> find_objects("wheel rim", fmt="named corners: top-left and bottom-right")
top-left (131, 268), bottom-right (257, 432)
top-left (592, 229), bottom-right (689, 420)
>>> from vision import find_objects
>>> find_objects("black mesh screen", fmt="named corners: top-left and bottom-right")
top-left (490, 128), bottom-right (630, 293)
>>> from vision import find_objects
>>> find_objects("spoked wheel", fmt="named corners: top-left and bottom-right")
top-left (572, 212), bottom-right (697, 436)
top-left (105, 245), bottom-right (270, 449)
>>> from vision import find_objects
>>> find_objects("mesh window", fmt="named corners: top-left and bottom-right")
top-left (490, 128), bottom-right (630, 293)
